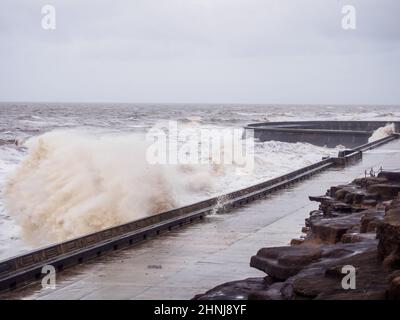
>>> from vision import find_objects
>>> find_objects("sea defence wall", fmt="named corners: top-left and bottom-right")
top-left (0, 122), bottom-right (398, 293)
top-left (246, 121), bottom-right (400, 148)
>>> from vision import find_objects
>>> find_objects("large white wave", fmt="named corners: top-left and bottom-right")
top-left (3, 130), bottom-right (220, 245)
top-left (368, 123), bottom-right (395, 143)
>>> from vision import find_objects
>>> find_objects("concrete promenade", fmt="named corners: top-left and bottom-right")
top-left (3, 139), bottom-right (400, 300)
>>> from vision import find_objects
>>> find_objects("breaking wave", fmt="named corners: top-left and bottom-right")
top-left (3, 130), bottom-right (219, 245)
top-left (368, 123), bottom-right (395, 143)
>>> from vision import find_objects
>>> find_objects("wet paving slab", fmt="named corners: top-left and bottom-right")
top-left (2, 139), bottom-right (400, 300)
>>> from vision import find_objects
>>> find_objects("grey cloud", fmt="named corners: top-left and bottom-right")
top-left (0, 0), bottom-right (399, 104)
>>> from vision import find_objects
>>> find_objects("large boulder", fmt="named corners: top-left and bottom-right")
top-left (378, 171), bottom-right (400, 183)
top-left (250, 246), bottom-right (322, 280)
top-left (352, 176), bottom-right (388, 188)
top-left (360, 209), bottom-right (385, 233)
top-left (387, 277), bottom-right (400, 299)
top-left (367, 184), bottom-right (400, 201)
top-left (377, 203), bottom-right (400, 268)
top-left (193, 277), bottom-right (273, 300)
top-left (308, 212), bottom-right (364, 243)
top-left (286, 242), bottom-right (386, 300)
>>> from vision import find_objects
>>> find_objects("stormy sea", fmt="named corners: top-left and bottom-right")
top-left (0, 103), bottom-right (398, 260)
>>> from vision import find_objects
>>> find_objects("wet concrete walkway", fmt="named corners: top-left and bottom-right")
top-left (3, 139), bottom-right (400, 300)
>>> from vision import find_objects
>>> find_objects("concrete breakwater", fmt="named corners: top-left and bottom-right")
top-left (246, 121), bottom-right (400, 148)
top-left (194, 170), bottom-right (400, 300)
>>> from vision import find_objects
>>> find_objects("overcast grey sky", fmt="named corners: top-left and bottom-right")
top-left (0, 0), bottom-right (399, 104)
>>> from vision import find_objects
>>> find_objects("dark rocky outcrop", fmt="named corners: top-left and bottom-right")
top-left (250, 246), bottom-right (322, 280)
top-left (193, 277), bottom-right (274, 300)
top-left (194, 171), bottom-right (400, 300)
top-left (377, 200), bottom-right (400, 269)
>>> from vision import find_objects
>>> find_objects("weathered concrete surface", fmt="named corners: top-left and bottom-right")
top-left (2, 140), bottom-right (400, 300)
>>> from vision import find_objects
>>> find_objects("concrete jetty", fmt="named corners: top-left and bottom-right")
top-left (246, 120), bottom-right (400, 148)
top-left (2, 138), bottom-right (400, 300)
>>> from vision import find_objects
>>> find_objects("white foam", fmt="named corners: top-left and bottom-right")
top-left (3, 130), bottom-right (198, 245)
top-left (0, 146), bottom-right (27, 258)
top-left (368, 123), bottom-right (395, 143)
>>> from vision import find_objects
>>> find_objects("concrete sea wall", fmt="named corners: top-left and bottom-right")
top-left (246, 121), bottom-right (400, 148)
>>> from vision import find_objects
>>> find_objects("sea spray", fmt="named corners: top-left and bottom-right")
top-left (368, 123), bottom-right (395, 142)
top-left (3, 130), bottom-right (218, 245)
